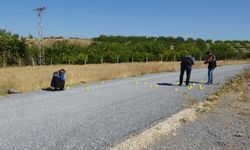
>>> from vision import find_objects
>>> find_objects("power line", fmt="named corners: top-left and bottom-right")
top-left (33, 6), bottom-right (46, 65)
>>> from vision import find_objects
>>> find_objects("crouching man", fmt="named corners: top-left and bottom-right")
top-left (51, 69), bottom-right (66, 90)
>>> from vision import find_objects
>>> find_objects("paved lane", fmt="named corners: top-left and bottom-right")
top-left (0, 64), bottom-right (249, 150)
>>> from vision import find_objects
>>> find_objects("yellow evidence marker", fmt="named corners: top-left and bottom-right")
top-left (155, 84), bottom-right (159, 88)
top-left (198, 85), bottom-right (204, 90)
top-left (200, 80), bottom-right (204, 83)
top-left (144, 82), bottom-right (148, 85)
top-left (187, 85), bottom-right (193, 90)
top-left (85, 87), bottom-right (91, 91)
top-left (149, 85), bottom-right (153, 88)
top-left (175, 88), bottom-right (179, 92)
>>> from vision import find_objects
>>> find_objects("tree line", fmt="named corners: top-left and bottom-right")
top-left (1, 29), bottom-right (250, 67)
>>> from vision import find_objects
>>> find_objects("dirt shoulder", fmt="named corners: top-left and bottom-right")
top-left (146, 69), bottom-right (250, 150)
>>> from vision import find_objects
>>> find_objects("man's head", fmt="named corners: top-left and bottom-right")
top-left (206, 51), bottom-right (213, 55)
top-left (60, 69), bottom-right (65, 73)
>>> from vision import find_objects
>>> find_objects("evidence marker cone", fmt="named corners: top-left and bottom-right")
top-left (187, 85), bottom-right (193, 90)
top-left (85, 87), bottom-right (91, 91)
top-left (175, 88), bottom-right (179, 92)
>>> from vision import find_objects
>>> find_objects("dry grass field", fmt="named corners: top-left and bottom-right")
top-left (26, 38), bottom-right (93, 47)
top-left (0, 60), bottom-right (249, 95)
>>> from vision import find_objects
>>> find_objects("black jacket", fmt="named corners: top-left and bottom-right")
top-left (181, 56), bottom-right (194, 66)
top-left (205, 55), bottom-right (217, 69)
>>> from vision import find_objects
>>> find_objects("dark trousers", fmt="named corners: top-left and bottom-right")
top-left (179, 63), bottom-right (192, 86)
top-left (51, 77), bottom-right (65, 90)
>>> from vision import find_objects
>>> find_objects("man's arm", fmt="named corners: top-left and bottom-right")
top-left (191, 57), bottom-right (195, 65)
top-left (205, 55), bottom-right (214, 63)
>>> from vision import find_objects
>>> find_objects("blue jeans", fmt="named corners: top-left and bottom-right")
top-left (208, 68), bottom-right (214, 84)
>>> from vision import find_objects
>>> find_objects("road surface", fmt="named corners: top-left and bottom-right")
top-left (0, 64), bottom-right (249, 150)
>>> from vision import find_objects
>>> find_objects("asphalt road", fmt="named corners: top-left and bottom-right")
top-left (0, 64), bottom-right (249, 150)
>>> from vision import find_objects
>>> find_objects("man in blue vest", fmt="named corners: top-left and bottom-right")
top-left (51, 69), bottom-right (66, 90)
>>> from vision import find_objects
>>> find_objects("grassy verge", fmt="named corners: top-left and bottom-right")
top-left (0, 60), bottom-right (249, 95)
top-left (194, 67), bottom-right (250, 115)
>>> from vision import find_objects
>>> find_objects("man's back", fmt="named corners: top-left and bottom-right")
top-left (181, 56), bottom-right (194, 66)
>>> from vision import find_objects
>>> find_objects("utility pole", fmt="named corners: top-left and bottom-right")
top-left (33, 7), bottom-right (46, 65)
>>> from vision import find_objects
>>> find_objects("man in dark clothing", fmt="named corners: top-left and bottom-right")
top-left (179, 55), bottom-right (195, 86)
top-left (51, 69), bottom-right (66, 90)
top-left (204, 52), bottom-right (217, 84)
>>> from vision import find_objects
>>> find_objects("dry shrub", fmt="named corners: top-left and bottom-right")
top-left (207, 95), bottom-right (219, 102)
top-left (179, 117), bottom-right (190, 123)
top-left (238, 108), bottom-right (250, 116)
top-left (244, 68), bottom-right (250, 80)
top-left (187, 98), bottom-right (199, 106)
top-left (196, 107), bottom-right (207, 115)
